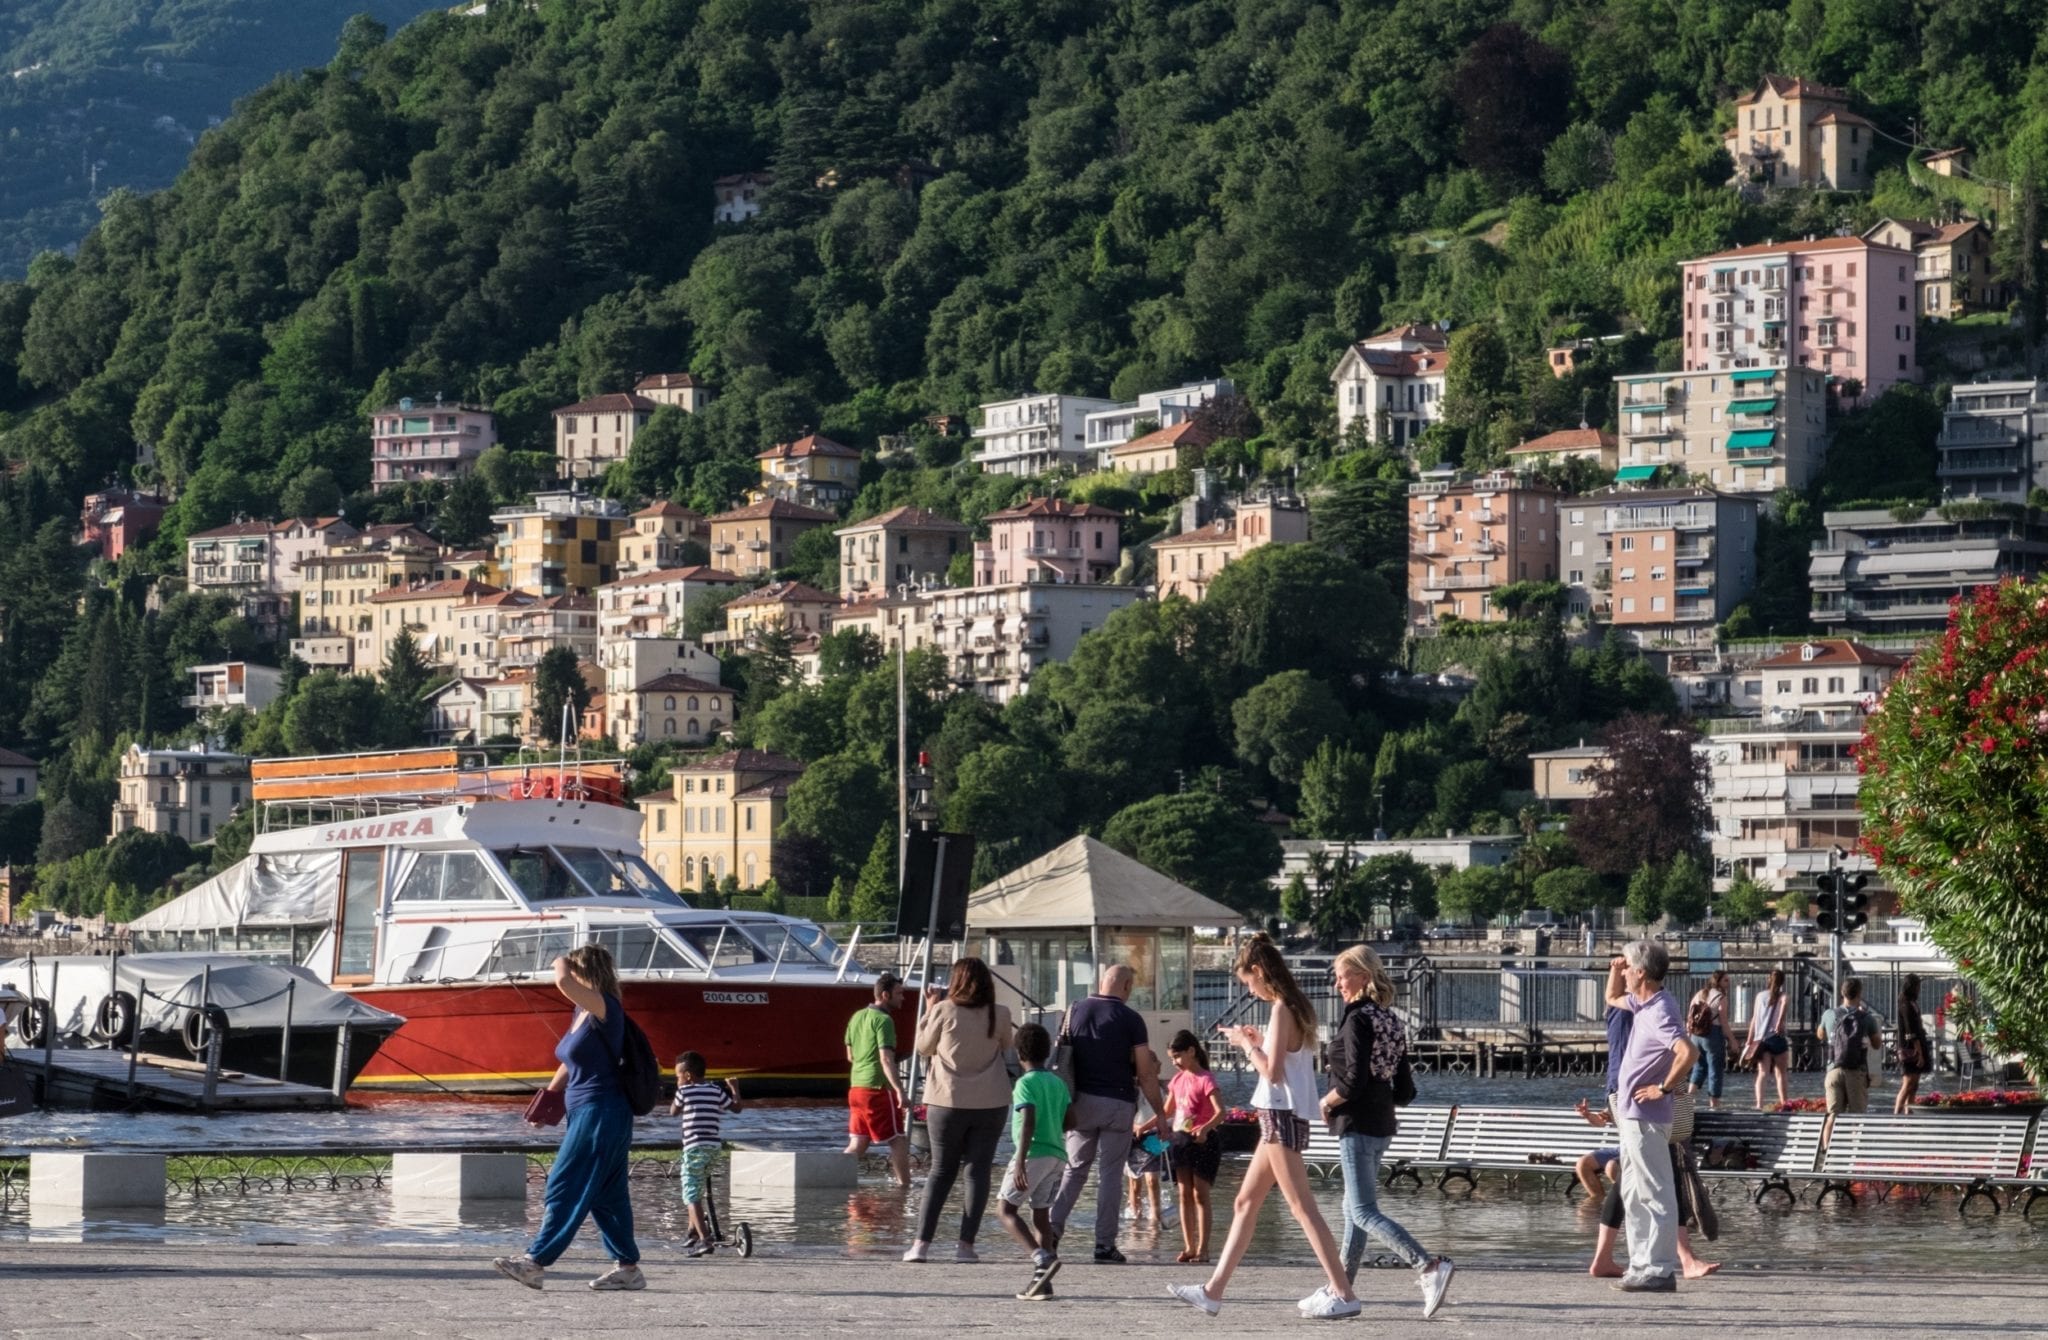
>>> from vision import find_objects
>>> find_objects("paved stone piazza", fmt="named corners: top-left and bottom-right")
top-left (4, 1241), bottom-right (2041, 1338)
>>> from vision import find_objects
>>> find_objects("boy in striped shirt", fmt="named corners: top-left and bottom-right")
top-left (670, 1051), bottom-right (741, 1255)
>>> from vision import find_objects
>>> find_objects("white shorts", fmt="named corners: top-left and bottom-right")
top-left (999, 1155), bottom-right (1065, 1210)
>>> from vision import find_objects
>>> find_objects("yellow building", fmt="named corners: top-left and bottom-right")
top-left (638, 749), bottom-right (805, 893)
top-left (365, 579), bottom-right (505, 676)
top-left (719, 580), bottom-right (837, 646)
top-left (754, 434), bottom-right (861, 506)
top-left (1106, 420), bottom-right (1215, 475)
top-left (491, 491), bottom-right (628, 595)
top-left (293, 531), bottom-right (493, 671)
top-left (618, 501), bottom-right (711, 576)
top-left (708, 498), bottom-right (837, 578)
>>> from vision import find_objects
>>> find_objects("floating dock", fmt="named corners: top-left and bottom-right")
top-left (2, 1047), bottom-right (346, 1112)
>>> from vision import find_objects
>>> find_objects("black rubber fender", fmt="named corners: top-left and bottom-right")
top-left (93, 991), bottom-right (139, 1047)
top-left (181, 1004), bottom-right (231, 1056)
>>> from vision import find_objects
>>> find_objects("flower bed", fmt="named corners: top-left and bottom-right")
top-left (1914, 1088), bottom-right (2043, 1111)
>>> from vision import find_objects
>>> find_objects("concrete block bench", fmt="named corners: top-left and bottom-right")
top-left (729, 1148), bottom-right (857, 1190)
top-left (391, 1152), bottom-right (529, 1202)
top-left (31, 1152), bottom-right (167, 1210)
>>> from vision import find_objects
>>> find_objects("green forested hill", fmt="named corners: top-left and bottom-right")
top-left (0, 1), bottom-right (450, 277)
top-left (1, 0), bottom-right (2045, 911)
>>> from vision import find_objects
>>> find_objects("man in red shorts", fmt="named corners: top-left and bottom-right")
top-left (844, 971), bottom-right (911, 1187)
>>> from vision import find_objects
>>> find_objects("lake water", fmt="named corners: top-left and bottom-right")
top-left (5, 1071), bottom-right (2043, 1271)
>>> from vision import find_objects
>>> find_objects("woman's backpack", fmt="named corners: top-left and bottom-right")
top-left (1687, 997), bottom-right (1716, 1036)
top-left (597, 1009), bottom-right (662, 1116)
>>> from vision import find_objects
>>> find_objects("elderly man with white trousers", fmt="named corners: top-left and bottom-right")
top-left (1602, 941), bottom-right (1697, 1293)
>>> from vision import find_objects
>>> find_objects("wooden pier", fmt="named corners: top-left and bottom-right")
top-left (2, 1047), bottom-right (346, 1112)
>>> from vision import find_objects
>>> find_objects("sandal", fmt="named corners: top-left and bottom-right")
top-left (1176, 1250), bottom-right (1195, 1263)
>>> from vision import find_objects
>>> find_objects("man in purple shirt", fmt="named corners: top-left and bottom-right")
top-left (1602, 941), bottom-right (1697, 1293)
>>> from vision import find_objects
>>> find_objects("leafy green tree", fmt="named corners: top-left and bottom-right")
top-left (435, 472), bottom-right (496, 549)
top-left (1100, 791), bottom-right (1283, 917)
top-left (1719, 873), bottom-right (1771, 930)
top-left (1625, 862), bottom-right (1664, 926)
top-left (944, 743), bottom-right (1063, 859)
top-left (849, 827), bottom-right (898, 925)
top-left (1660, 852), bottom-right (1710, 928)
top-left (1452, 24), bottom-right (1571, 192)
top-left (782, 751), bottom-right (890, 886)
top-left (1535, 866), bottom-right (1608, 919)
top-left (1199, 545), bottom-right (1400, 701)
top-left (1280, 872), bottom-right (1311, 924)
top-left (283, 671), bottom-right (389, 755)
top-left (1231, 671), bottom-right (1351, 790)
top-left (278, 466), bottom-right (341, 518)
top-left (532, 648), bottom-right (592, 746)
top-left (380, 627), bottom-right (435, 740)
top-left (1297, 740), bottom-right (1375, 840)
top-left (36, 795), bottom-right (102, 864)
top-left (1436, 864), bottom-right (1511, 925)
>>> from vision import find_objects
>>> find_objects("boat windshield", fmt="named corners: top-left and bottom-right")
top-left (494, 846), bottom-right (687, 907)
top-left (740, 920), bottom-right (837, 968)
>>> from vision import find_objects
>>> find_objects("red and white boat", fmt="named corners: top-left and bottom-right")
top-left (126, 753), bottom-right (904, 1096)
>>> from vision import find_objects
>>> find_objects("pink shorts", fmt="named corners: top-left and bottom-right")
top-left (849, 1086), bottom-right (904, 1143)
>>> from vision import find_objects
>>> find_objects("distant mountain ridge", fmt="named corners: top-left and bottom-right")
top-left (0, 0), bottom-right (444, 276)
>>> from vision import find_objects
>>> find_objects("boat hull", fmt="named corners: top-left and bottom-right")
top-left (345, 978), bottom-right (909, 1098)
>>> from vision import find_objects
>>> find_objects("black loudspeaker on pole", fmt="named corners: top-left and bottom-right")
top-left (897, 830), bottom-right (976, 942)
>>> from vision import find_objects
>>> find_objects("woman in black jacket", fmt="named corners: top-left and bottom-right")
top-left (1319, 945), bottom-right (1455, 1321)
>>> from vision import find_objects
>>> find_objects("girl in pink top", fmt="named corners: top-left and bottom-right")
top-left (1162, 1029), bottom-right (1225, 1262)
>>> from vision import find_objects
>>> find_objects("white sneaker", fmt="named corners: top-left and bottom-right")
top-left (588, 1263), bottom-right (645, 1291)
top-left (492, 1255), bottom-right (544, 1290)
top-left (902, 1241), bottom-right (929, 1263)
top-left (1419, 1257), bottom-right (1455, 1319)
top-left (1303, 1290), bottom-right (1362, 1320)
top-left (1298, 1284), bottom-right (1332, 1313)
top-left (1168, 1282), bottom-right (1221, 1316)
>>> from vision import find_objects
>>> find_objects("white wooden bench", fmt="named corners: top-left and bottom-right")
top-left (1435, 1105), bottom-right (1615, 1192)
top-left (1688, 1110), bottom-right (1825, 1206)
top-left (1814, 1111), bottom-right (2034, 1213)
top-left (1300, 1106), bottom-right (1454, 1187)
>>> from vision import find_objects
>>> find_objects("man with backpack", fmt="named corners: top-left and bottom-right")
top-left (1818, 977), bottom-right (1883, 1116)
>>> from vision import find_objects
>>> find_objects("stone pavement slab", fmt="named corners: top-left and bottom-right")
top-left (2, 1240), bottom-right (2044, 1338)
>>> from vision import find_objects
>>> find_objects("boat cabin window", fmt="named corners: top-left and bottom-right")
top-left (483, 926), bottom-right (579, 977)
top-left (494, 846), bottom-right (687, 906)
top-left (739, 920), bottom-right (834, 967)
top-left (495, 848), bottom-right (587, 903)
top-left (395, 852), bottom-right (509, 904)
top-left (671, 923), bottom-right (775, 968)
top-left (585, 925), bottom-right (696, 975)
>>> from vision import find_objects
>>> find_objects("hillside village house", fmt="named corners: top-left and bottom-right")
top-left (112, 743), bottom-right (249, 843)
top-left (1503, 427), bottom-right (1619, 473)
top-left (1528, 743), bottom-right (1610, 805)
top-left (79, 487), bottom-right (165, 561)
top-left (973, 393), bottom-right (1124, 476)
top-left (1678, 236), bottom-right (1918, 394)
top-left (1152, 494), bottom-right (1311, 602)
top-left (1083, 379), bottom-right (1234, 459)
top-left (183, 662), bottom-right (285, 713)
top-left (634, 372), bottom-right (710, 413)
top-left (837, 506), bottom-right (970, 596)
top-left (184, 521), bottom-right (290, 640)
top-left (293, 532), bottom-right (488, 670)
top-left (617, 501), bottom-right (711, 576)
top-left (713, 172), bottom-right (772, 224)
top-left (625, 673), bottom-right (730, 747)
top-left (0, 748), bottom-right (38, 806)
top-left (717, 581), bottom-right (836, 646)
top-left (1862, 218), bottom-right (2003, 320)
top-left (1611, 366), bottom-right (1830, 495)
top-left (1406, 470), bottom-right (1563, 630)
top-left (491, 491), bottom-right (627, 594)
top-left (451, 589), bottom-right (536, 679)
top-left (268, 516), bottom-right (360, 593)
top-left (553, 392), bottom-right (658, 480)
top-left (975, 497), bottom-right (1121, 586)
top-left (1722, 76), bottom-right (1875, 192)
top-left (637, 749), bottom-right (806, 892)
top-left (1330, 323), bottom-right (1449, 449)
top-left (1937, 379), bottom-right (2048, 502)
top-left (707, 498), bottom-right (837, 578)
top-left (597, 565), bottom-right (746, 638)
top-left (755, 434), bottom-right (861, 507)
top-left (424, 678), bottom-right (491, 744)
top-left (497, 594), bottom-right (599, 672)
top-left (1106, 419), bottom-right (1216, 475)
top-left (365, 578), bottom-right (505, 674)
top-left (370, 399), bottom-right (497, 492)
top-left (604, 638), bottom-right (723, 747)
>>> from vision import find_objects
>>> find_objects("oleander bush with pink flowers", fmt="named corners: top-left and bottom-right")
top-left (1859, 579), bottom-right (2048, 1085)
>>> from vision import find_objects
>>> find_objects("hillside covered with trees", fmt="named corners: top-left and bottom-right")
top-left (4, 0), bottom-right (2047, 922)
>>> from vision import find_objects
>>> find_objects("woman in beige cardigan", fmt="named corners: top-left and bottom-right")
top-left (903, 956), bottom-right (1015, 1263)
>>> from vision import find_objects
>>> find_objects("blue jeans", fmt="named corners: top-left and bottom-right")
top-left (1337, 1131), bottom-right (1430, 1280)
top-left (1688, 1026), bottom-right (1725, 1100)
top-left (528, 1091), bottom-right (639, 1267)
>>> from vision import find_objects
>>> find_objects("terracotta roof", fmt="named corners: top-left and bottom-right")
top-left (1153, 519), bottom-right (1237, 549)
top-left (1688, 236), bottom-right (1898, 263)
top-left (361, 523), bottom-right (441, 548)
top-left (839, 505), bottom-right (970, 533)
top-left (709, 499), bottom-right (838, 524)
top-left (756, 433), bottom-right (860, 461)
top-left (632, 501), bottom-right (704, 520)
top-left (729, 580), bottom-right (834, 608)
top-left (188, 520), bottom-right (275, 540)
top-left (1812, 110), bottom-right (1875, 129)
top-left (553, 392), bottom-right (659, 416)
top-left (424, 677), bottom-right (492, 701)
top-left (1753, 640), bottom-right (1908, 670)
top-left (834, 596), bottom-right (890, 618)
top-left (1866, 218), bottom-right (1939, 245)
top-left (602, 564), bottom-right (746, 590)
top-left (460, 590), bottom-right (535, 608)
top-left (444, 548), bottom-right (491, 564)
top-left (1109, 420), bottom-right (1218, 456)
top-left (1509, 428), bottom-right (1618, 455)
top-left (635, 373), bottom-right (701, 391)
top-left (1930, 221), bottom-right (1985, 244)
top-left (521, 593), bottom-right (596, 612)
top-left (368, 579), bottom-right (504, 604)
top-left (634, 673), bottom-right (726, 695)
top-left (272, 516), bottom-right (351, 534)
top-left (1353, 346), bottom-right (1448, 378)
top-left (985, 497), bottom-right (1122, 522)
top-left (1360, 322), bottom-right (1449, 350)
top-left (0, 747), bottom-right (37, 769)
top-left (1735, 76), bottom-right (1851, 105)
top-left (1922, 148), bottom-right (1968, 164)
top-left (672, 748), bottom-right (803, 776)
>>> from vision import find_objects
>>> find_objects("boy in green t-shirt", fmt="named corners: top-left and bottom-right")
top-left (997, 1021), bottom-right (1070, 1301)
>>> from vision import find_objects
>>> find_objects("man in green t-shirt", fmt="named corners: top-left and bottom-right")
top-left (843, 971), bottom-right (910, 1187)
top-left (997, 1022), bottom-right (1071, 1300)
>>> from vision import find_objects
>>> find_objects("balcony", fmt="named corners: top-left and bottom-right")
top-left (1022, 544), bottom-right (1083, 558)
top-left (1471, 539), bottom-right (1504, 555)
top-left (712, 542), bottom-right (736, 554)
top-left (747, 540), bottom-right (770, 552)
top-left (1473, 508), bottom-right (1499, 523)
top-left (290, 636), bottom-right (353, 667)
top-left (1674, 545), bottom-right (1712, 563)
top-left (1673, 602), bottom-right (1717, 622)
top-left (1420, 574), bottom-right (1495, 591)
top-left (1418, 517), bottom-right (1445, 531)
top-left (1409, 545), bottom-right (1444, 560)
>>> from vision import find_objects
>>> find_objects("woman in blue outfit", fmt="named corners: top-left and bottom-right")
top-left (494, 945), bottom-right (644, 1292)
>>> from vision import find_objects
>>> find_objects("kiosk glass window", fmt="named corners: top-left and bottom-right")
top-left (1102, 931), bottom-right (1159, 1012)
top-left (1157, 928), bottom-right (1191, 1011)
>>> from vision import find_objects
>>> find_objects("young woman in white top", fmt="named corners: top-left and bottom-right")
top-left (1169, 935), bottom-right (1359, 1321)
top-left (1743, 968), bottom-right (1791, 1110)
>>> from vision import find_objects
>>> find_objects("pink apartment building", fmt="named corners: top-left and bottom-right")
top-left (371, 399), bottom-right (499, 492)
top-left (1679, 236), bottom-right (1918, 395)
top-left (974, 498), bottom-right (1121, 586)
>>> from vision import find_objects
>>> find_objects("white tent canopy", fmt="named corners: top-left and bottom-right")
top-left (127, 852), bottom-right (341, 934)
top-left (966, 836), bottom-right (1243, 931)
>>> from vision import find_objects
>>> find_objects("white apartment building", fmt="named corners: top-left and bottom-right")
top-left (973, 393), bottom-right (1126, 477)
top-left (111, 743), bottom-right (250, 843)
top-left (182, 662), bottom-right (285, 713)
top-left (1330, 324), bottom-right (1449, 449)
top-left (1084, 379), bottom-right (1234, 464)
top-left (1701, 639), bottom-right (1905, 894)
top-left (913, 582), bottom-right (1141, 702)
top-left (1937, 379), bottom-right (2048, 503)
top-left (596, 565), bottom-right (747, 639)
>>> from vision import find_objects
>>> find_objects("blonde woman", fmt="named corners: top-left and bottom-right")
top-left (1169, 935), bottom-right (1359, 1320)
top-left (493, 945), bottom-right (643, 1292)
top-left (1320, 945), bottom-right (1455, 1319)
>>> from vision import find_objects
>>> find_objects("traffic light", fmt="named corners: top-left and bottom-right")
top-left (1814, 872), bottom-right (1841, 933)
top-left (1840, 873), bottom-right (1870, 932)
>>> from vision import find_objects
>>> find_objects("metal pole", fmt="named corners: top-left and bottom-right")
top-left (197, 962), bottom-right (217, 1105)
top-left (331, 1021), bottom-right (353, 1102)
top-left (202, 1022), bottom-right (222, 1108)
top-left (126, 977), bottom-right (144, 1103)
top-left (41, 959), bottom-right (59, 1101)
top-left (1828, 848), bottom-right (1843, 1005)
top-left (905, 836), bottom-right (950, 1114)
top-left (896, 638), bottom-right (907, 905)
top-left (279, 978), bottom-right (296, 1084)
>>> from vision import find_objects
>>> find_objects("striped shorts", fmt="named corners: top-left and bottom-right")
top-left (1257, 1107), bottom-right (1312, 1151)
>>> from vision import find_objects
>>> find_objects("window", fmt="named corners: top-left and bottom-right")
top-left (656, 809), bottom-right (667, 833)
top-left (744, 806), bottom-right (755, 833)
top-left (1569, 540), bottom-right (1584, 556)
top-left (1619, 536), bottom-right (1635, 551)
top-left (1618, 567), bottom-right (1636, 581)
top-left (664, 695), bottom-right (677, 711)
top-left (1802, 677), bottom-right (1819, 693)
top-left (1620, 597), bottom-right (1636, 613)
top-left (1651, 596), bottom-right (1666, 612)
top-left (397, 853), bottom-right (506, 903)
top-left (1652, 535), bottom-right (1666, 551)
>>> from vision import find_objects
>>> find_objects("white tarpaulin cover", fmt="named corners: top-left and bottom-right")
top-left (966, 836), bottom-right (1244, 931)
top-left (126, 851), bottom-right (341, 934)
top-left (0, 954), bottom-right (400, 1040)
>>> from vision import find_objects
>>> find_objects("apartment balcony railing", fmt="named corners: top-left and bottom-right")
top-left (1022, 544), bottom-right (1083, 558)
top-left (1471, 539), bottom-right (1504, 555)
top-left (1420, 574), bottom-right (1495, 591)
top-left (1674, 545), bottom-right (1712, 562)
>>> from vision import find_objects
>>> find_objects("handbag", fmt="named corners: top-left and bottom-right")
top-left (1392, 1055), bottom-right (1417, 1108)
top-left (523, 1086), bottom-right (566, 1127)
top-left (1048, 1005), bottom-right (1077, 1093)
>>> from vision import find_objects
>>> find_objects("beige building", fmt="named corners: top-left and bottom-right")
top-left (1528, 743), bottom-right (1610, 804)
top-left (626, 674), bottom-right (731, 749)
top-left (597, 565), bottom-right (747, 639)
top-left (755, 434), bottom-right (861, 507)
top-left (638, 749), bottom-right (806, 892)
top-left (1331, 323), bottom-right (1449, 449)
top-left (1504, 427), bottom-right (1619, 472)
top-left (1406, 470), bottom-right (1563, 630)
top-left (1106, 420), bottom-right (1216, 475)
top-left (1613, 366), bottom-right (1830, 495)
top-left (112, 743), bottom-right (249, 843)
top-left (294, 535), bottom-right (485, 670)
top-left (635, 373), bottom-right (710, 413)
top-left (268, 517), bottom-right (360, 593)
top-left (1723, 76), bottom-right (1874, 193)
top-left (185, 520), bottom-right (289, 640)
top-left (1152, 495), bottom-right (1311, 602)
top-left (708, 499), bottom-right (837, 578)
top-left (719, 581), bottom-right (837, 646)
top-left (553, 392), bottom-right (658, 480)
top-left (451, 590), bottom-right (536, 680)
top-left (603, 637), bottom-right (723, 747)
top-left (424, 678), bottom-right (491, 744)
top-left (492, 491), bottom-right (627, 595)
top-left (497, 594), bottom-right (598, 672)
top-left (0, 748), bottom-right (38, 807)
top-left (365, 578), bottom-right (505, 675)
top-left (1862, 218), bottom-right (2002, 320)
top-left (837, 506), bottom-right (970, 596)
top-left (617, 501), bottom-right (711, 577)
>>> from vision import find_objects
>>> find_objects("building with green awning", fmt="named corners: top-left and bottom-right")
top-left (1613, 367), bottom-right (1828, 498)
top-left (1727, 397), bottom-right (1777, 415)
top-left (1614, 464), bottom-right (1659, 482)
